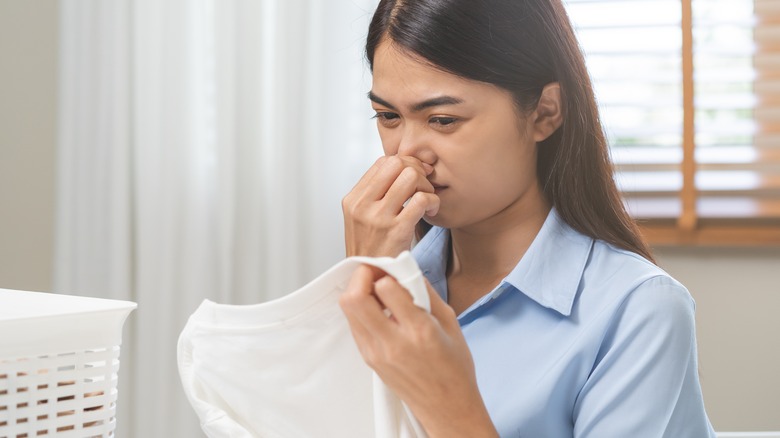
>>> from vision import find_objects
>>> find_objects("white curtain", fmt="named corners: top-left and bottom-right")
top-left (55, 0), bottom-right (380, 436)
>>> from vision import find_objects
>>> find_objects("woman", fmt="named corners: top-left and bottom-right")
top-left (339, 0), bottom-right (717, 436)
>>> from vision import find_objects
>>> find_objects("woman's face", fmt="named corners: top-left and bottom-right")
top-left (370, 40), bottom-right (549, 232)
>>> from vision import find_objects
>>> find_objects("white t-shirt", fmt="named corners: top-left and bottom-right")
top-left (177, 251), bottom-right (429, 438)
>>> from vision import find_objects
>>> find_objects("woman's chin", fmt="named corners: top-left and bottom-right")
top-left (422, 213), bottom-right (449, 229)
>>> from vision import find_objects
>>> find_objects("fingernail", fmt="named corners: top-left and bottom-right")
top-left (422, 162), bottom-right (434, 175)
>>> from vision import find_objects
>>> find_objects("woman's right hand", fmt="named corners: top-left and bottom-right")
top-left (342, 155), bottom-right (440, 257)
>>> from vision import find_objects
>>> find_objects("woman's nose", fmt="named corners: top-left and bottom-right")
top-left (396, 128), bottom-right (435, 175)
top-left (396, 125), bottom-right (422, 157)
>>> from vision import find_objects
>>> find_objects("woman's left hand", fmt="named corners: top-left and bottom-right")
top-left (339, 265), bottom-right (499, 438)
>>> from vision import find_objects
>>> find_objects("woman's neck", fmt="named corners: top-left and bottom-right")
top-left (442, 188), bottom-right (551, 314)
top-left (447, 197), bottom-right (551, 281)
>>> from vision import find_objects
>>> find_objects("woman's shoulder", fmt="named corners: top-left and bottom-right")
top-left (579, 239), bottom-right (695, 316)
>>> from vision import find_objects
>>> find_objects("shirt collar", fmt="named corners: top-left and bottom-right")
top-left (412, 208), bottom-right (593, 317)
top-left (411, 226), bottom-right (449, 298)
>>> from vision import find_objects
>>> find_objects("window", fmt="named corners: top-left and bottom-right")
top-left (566, 0), bottom-right (780, 245)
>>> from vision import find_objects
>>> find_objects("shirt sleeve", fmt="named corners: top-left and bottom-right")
top-left (572, 275), bottom-right (717, 438)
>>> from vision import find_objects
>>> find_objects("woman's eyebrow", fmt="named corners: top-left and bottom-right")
top-left (368, 91), bottom-right (464, 112)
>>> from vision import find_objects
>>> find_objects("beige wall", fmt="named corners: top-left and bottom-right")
top-left (1, 0), bottom-right (778, 432)
top-left (657, 247), bottom-right (780, 431)
top-left (0, 0), bottom-right (57, 293)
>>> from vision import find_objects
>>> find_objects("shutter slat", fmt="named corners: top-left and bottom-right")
top-left (612, 145), bottom-right (780, 165)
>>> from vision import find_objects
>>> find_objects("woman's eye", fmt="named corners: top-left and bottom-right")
top-left (430, 117), bottom-right (458, 126)
top-left (372, 112), bottom-right (400, 122)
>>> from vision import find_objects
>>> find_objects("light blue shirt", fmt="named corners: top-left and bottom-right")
top-left (412, 208), bottom-right (716, 437)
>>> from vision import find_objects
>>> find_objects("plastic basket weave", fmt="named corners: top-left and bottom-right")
top-left (0, 289), bottom-right (136, 438)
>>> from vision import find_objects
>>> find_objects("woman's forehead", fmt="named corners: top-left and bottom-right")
top-left (371, 41), bottom-right (497, 105)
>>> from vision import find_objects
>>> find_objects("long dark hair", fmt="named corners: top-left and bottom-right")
top-left (366, 0), bottom-right (655, 263)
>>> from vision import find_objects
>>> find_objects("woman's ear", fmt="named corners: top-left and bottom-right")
top-left (532, 82), bottom-right (563, 142)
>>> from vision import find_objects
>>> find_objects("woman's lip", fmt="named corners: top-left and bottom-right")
top-left (433, 185), bottom-right (448, 193)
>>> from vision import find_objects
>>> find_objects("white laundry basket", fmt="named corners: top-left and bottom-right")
top-left (0, 289), bottom-right (136, 438)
